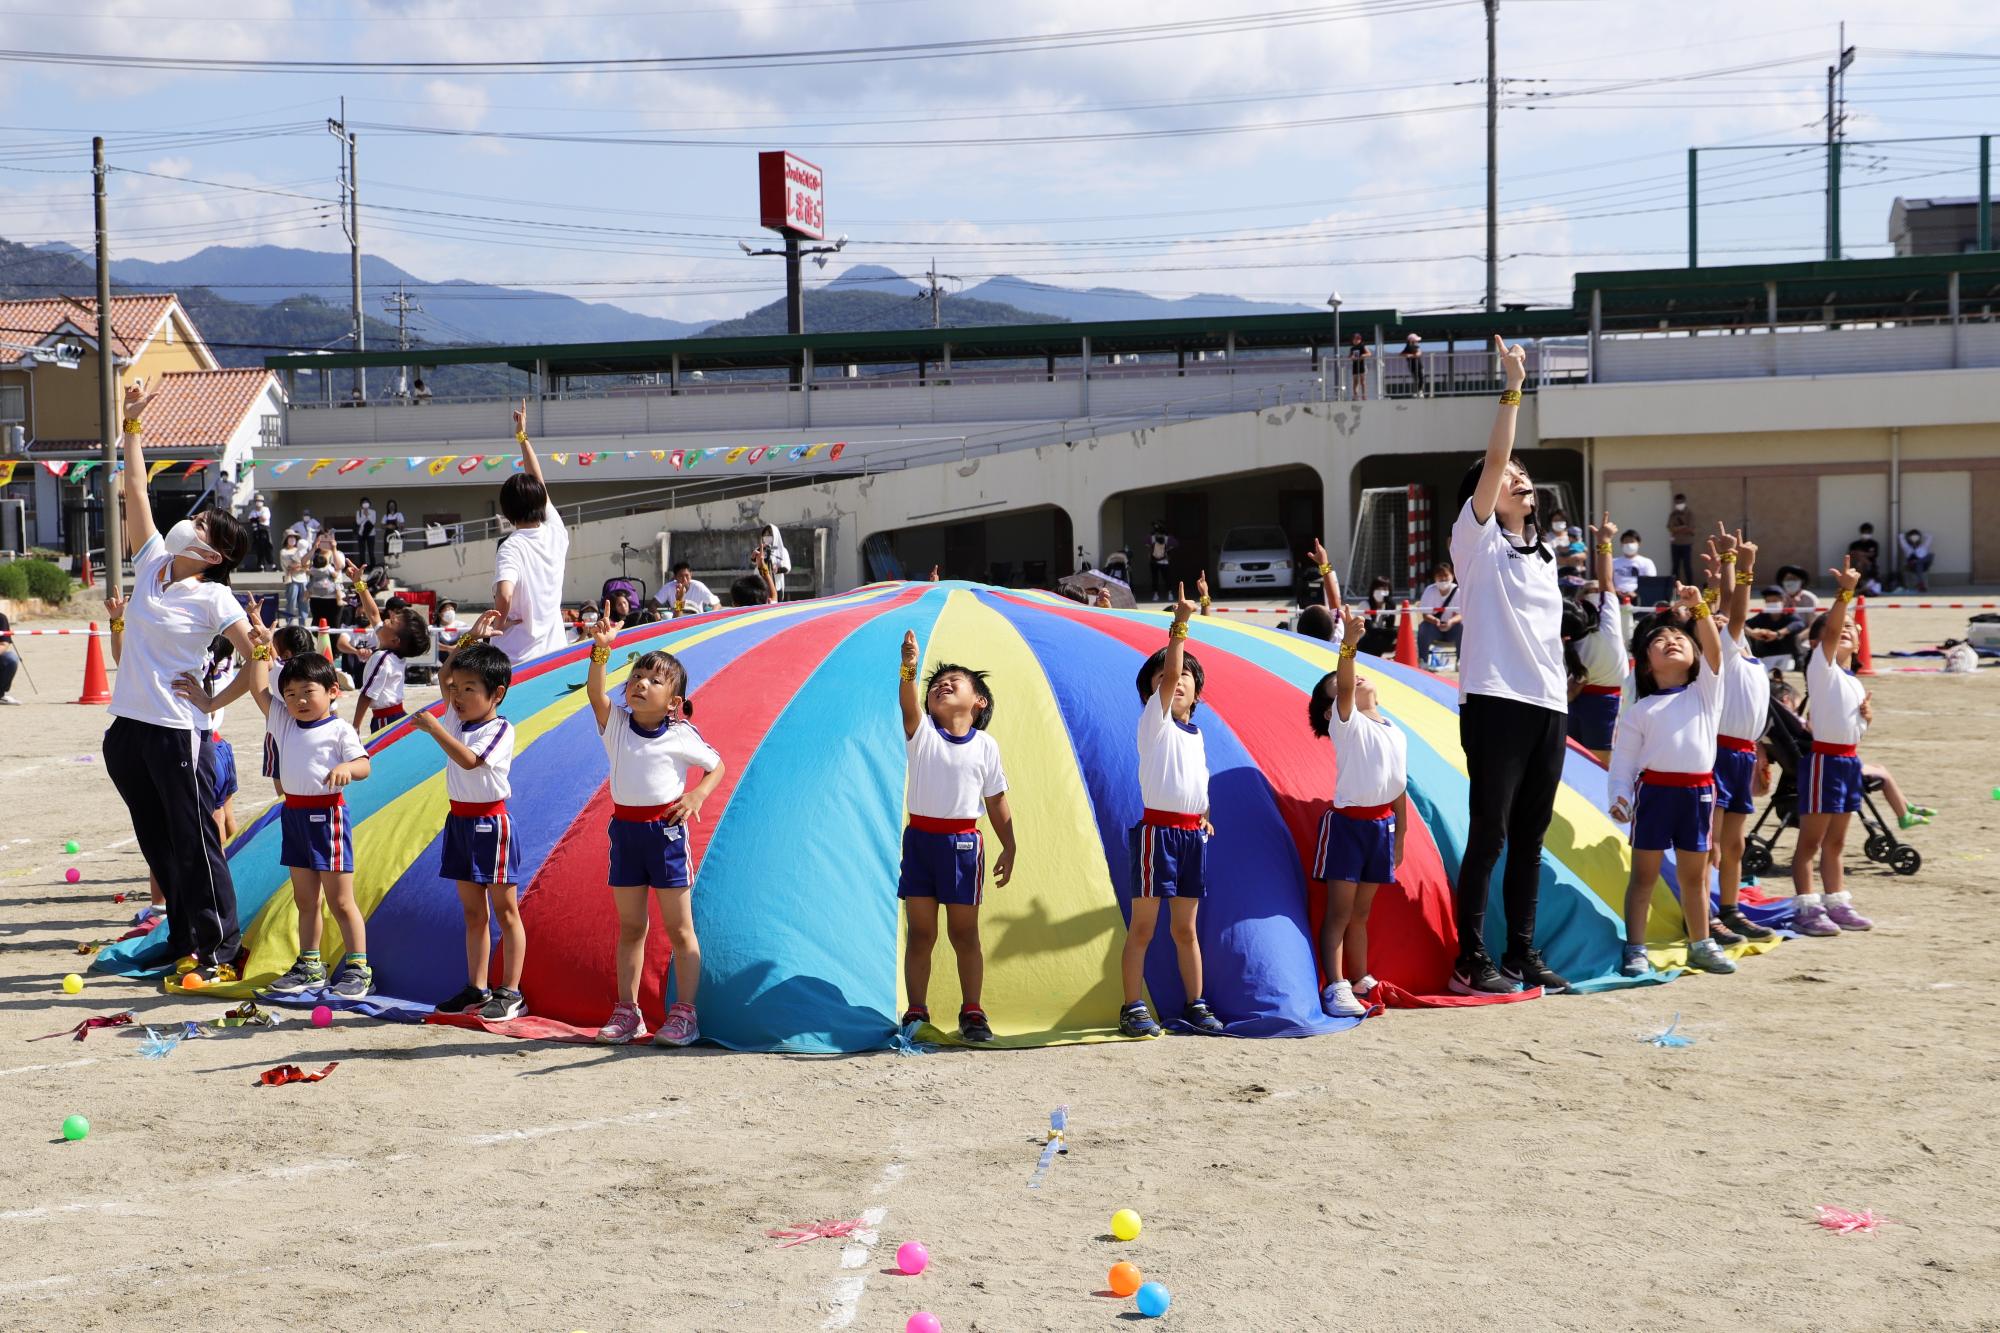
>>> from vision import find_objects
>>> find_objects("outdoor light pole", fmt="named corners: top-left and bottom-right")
top-left (739, 234), bottom-right (850, 337)
top-left (1327, 291), bottom-right (1343, 401)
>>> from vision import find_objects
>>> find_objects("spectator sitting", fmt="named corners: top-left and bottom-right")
top-left (1743, 585), bottom-right (1806, 670)
top-left (1356, 577), bottom-right (1399, 657)
top-left (1847, 523), bottom-right (1883, 595)
top-left (1415, 561), bottom-right (1462, 662)
top-left (1610, 530), bottom-right (1655, 598)
top-left (1774, 564), bottom-right (1819, 614)
top-left (1899, 528), bottom-right (1933, 593)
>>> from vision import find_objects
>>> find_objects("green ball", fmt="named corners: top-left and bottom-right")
top-left (63, 840), bottom-right (80, 854)
top-left (61, 1114), bottom-right (89, 1142)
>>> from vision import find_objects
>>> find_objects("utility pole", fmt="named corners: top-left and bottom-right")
top-left (915, 258), bottom-right (961, 328)
top-left (328, 101), bottom-right (364, 400)
top-left (1825, 26), bottom-right (1855, 261)
top-left (92, 136), bottom-right (120, 598)
top-left (1484, 0), bottom-right (1499, 314)
top-left (381, 282), bottom-right (422, 396)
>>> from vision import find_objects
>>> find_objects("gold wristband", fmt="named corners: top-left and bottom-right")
top-left (515, 431), bottom-right (529, 445)
top-left (899, 663), bottom-right (917, 681)
top-left (1702, 588), bottom-right (1720, 607)
top-left (1835, 588), bottom-right (1856, 604)
top-left (1168, 622), bottom-right (1190, 641)
top-left (1317, 562), bottom-right (1332, 578)
top-left (109, 617), bottom-right (125, 633)
top-left (250, 642), bottom-right (271, 660)
top-left (1338, 643), bottom-right (1358, 660)
top-left (589, 645), bottom-right (611, 664)
top-left (1691, 601), bottom-right (1713, 619)
top-left (1498, 388), bottom-right (1523, 406)
top-left (1735, 572), bottom-right (1753, 587)
top-left (1198, 596), bottom-right (1211, 610)
top-left (1596, 542), bottom-right (1613, 554)
top-left (122, 419), bottom-right (142, 435)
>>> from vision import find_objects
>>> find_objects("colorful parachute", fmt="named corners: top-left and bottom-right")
top-left (96, 582), bottom-right (1770, 1050)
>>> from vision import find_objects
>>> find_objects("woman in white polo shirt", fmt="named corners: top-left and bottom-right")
top-left (1445, 337), bottom-right (1571, 997)
top-left (103, 380), bottom-right (262, 987)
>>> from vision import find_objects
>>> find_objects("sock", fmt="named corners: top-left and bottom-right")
top-left (1827, 890), bottom-right (1852, 906)
top-left (1798, 892), bottom-right (1823, 907)
top-left (299, 950), bottom-right (321, 967)
top-left (344, 952), bottom-right (369, 968)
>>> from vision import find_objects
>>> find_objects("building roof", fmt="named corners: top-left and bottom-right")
top-left (0, 293), bottom-right (196, 365)
top-left (31, 367), bottom-right (278, 456)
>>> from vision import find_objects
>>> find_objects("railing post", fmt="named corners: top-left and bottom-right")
top-left (1766, 280), bottom-right (1779, 376)
top-left (533, 359), bottom-right (549, 437)
top-left (1588, 290), bottom-right (1602, 385)
top-left (1949, 270), bottom-right (1962, 370)
top-left (1079, 336), bottom-right (1091, 417)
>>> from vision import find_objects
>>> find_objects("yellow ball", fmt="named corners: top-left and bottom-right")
top-left (61, 973), bottom-right (83, 995)
top-left (1111, 1208), bottom-right (1142, 1241)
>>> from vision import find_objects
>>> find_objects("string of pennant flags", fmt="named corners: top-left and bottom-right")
top-left (0, 441), bottom-right (850, 488)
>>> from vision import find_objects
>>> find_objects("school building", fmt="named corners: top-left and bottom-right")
top-left (227, 250), bottom-right (2000, 605)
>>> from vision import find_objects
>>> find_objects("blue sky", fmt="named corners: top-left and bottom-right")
top-left (0, 0), bottom-right (1995, 329)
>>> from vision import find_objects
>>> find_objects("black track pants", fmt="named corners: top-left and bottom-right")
top-left (1453, 693), bottom-right (1566, 962)
top-left (103, 715), bottom-right (241, 966)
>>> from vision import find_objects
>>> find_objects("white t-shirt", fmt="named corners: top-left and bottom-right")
top-left (359, 649), bottom-right (406, 712)
top-left (1416, 581), bottom-right (1460, 621)
top-left (1135, 690), bottom-right (1208, 815)
top-left (108, 534), bottom-right (248, 731)
top-left (442, 712), bottom-right (514, 803)
top-left (1449, 499), bottom-right (1568, 713)
top-left (601, 705), bottom-right (719, 807)
top-left (1805, 643), bottom-right (1869, 747)
top-left (667, 579), bottom-right (720, 617)
top-left (1575, 592), bottom-right (1628, 688)
top-left (268, 708), bottom-right (368, 797)
top-left (355, 504), bottom-right (377, 533)
top-left (492, 508), bottom-right (571, 665)
top-left (1611, 553), bottom-right (1657, 596)
top-left (288, 518), bottom-right (320, 547)
top-left (281, 544), bottom-right (308, 584)
top-left (1606, 661), bottom-right (1724, 812)
top-left (1715, 627), bottom-right (1770, 744)
top-left (905, 721), bottom-right (1007, 821)
top-left (1330, 706), bottom-right (1409, 809)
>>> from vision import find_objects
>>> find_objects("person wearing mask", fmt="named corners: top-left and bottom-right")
top-left (1546, 510), bottom-right (1588, 591)
top-left (1899, 528), bottom-right (1933, 593)
top-left (305, 536), bottom-right (344, 629)
top-left (381, 498), bottom-right (406, 537)
top-left (1665, 494), bottom-right (1696, 584)
top-left (1611, 530), bottom-right (1656, 598)
top-left (1847, 523), bottom-right (1882, 595)
top-left (1357, 576), bottom-right (1399, 657)
top-left (434, 600), bottom-right (464, 648)
top-left (278, 531), bottom-right (309, 625)
top-left (354, 497), bottom-right (378, 569)
top-left (1415, 561), bottom-right (1462, 663)
top-left (1774, 565), bottom-right (1819, 614)
top-left (1146, 521), bottom-right (1177, 602)
top-left (0, 609), bottom-right (19, 704)
top-left (1401, 333), bottom-right (1426, 398)
top-left (1743, 586), bottom-right (1807, 669)
top-left (247, 493), bottom-right (273, 572)
top-left (287, 508), bottom-right (320, 550)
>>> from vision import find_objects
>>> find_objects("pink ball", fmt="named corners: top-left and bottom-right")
top-left (896, 1241), bottom-right (929, 1276)
top-left (905, 1315), bottom-right (940, 1333)
top-left (64, 868), bottom-right (80, 884)
top-left (310, 1005), bottom-right (333, 1028)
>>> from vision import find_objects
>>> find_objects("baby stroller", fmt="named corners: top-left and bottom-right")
top-left (1740, 681), bottom-right (1921, 879)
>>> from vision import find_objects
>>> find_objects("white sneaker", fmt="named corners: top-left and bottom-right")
top-left (1685, 939), bottom-right (1738, 975)
top-left (1353, 974), bottom-right (1379, 998)
top-left (0, 692), bottom-right (21, 705)
top-left (1320, 979), bottom-right (1365, 1017)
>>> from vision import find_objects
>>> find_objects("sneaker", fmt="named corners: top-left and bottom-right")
top-left (0, 692), bottom-right (21, 705)
top-left (328, 960), bottom-right (374, 999)
top-left (899, 1005), bottom-right (930, 1030)
top-left (1708, 919), bottom-right (1745, 947)
top-left (957, 1005), bottom-right (994, 1044)
top-left (1182, 998), bottom-right (1226, 1033)
top-left (1686, 939), bottom-right (1738, 975)
top-left (479, 987), bottom-right (526, 1022)
top-left (1620, 945), bottom-right (1650, 978)
top-left (1353, 974), bottom-right (1379, 998)
top-left (595, 1002), bottom-right (645, 1045)
top-left (1718, 905), bottom-right (1775, 940)
top-left (1500, 948), bottom-right (1571, 995)
top-left (264, 957), bottom-right (329, 997)
top-left (1320, 979), bottom-right (1366, 1017)
top-left (1792, 901), bottom-right (1842, 937)
top-left (1909, 803), bottom-right (1937, 818)
top-left (653, 1000), bottom-right (699, 1047)
top-left (436, 984), bottom-right (490, 1014)
top-left (1118, 1001), bottom-right (1162, 1038)
top-left (1449, 954), bottom-right (1517, 996)
top-left (1824, 896), bottom-right (1874, 932)
top-left (182, 961), bottom-right (238, 988)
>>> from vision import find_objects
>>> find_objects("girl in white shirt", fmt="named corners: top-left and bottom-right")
top-left (1563, 513), bottom-right (1625, 763)
top-left (1790, 558), bottom-right (1875, 937)
top-left (1608, 583), bottom-right (1736, 977)
top-left (1707, 530), bottom-right (1778, 947)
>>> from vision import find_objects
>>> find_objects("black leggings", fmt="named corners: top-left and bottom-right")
top-left (103, 716), bottom-right (241, 966)
top-left (1454, 693), bottom-right (1566, 963)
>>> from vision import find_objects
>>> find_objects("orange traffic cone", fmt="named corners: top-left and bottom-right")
top-left (317, 618), bottom-right (333, 661)
top-left (1394, 598), bottom-right (1419, 667)
top-left (75, 622), bottom-right (111, 705)
top-left (1853, 597), bottom-right (1875, 676)
top-left (79, 551), bottom-right (93, 589)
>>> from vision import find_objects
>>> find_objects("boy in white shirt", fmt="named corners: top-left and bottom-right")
top-left (410, 641), bottom-right (528, 1022)
top-left (1708, 531), bottom-right (1778, 947)
top-left (1119, 585), bottom-right (1226, 1039)
top-left (1611, 530), bottom-right (1657, 597)
top-left (1791, 557), bottom-right (1875, 937)
top-left (492, 403), bottom-right (571, 666)
top-left (586, 610), bottom-right (727, 1047)
top-left (898, 629), bottom-right (1017, 1044)
top-left (666, 560), bottom-right (721, 617)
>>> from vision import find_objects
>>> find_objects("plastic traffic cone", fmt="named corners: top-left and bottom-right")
top-left (1853, 597), bottom-right (1875, 676)
top-left (78, 551), bottom-right (93, 589)
top-left (75, 622), bottom-right (111, 705)
top-left (316, 618), bottom-right (333, 661)
top-left (1394, 598), bottom-right (1419, 667)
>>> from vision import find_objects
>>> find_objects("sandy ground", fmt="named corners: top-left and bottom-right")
top-left (2, 601), bottom-right (1997, 1332)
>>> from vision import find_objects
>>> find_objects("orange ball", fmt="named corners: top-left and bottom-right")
top-left (180, 972), bottom-right (207, 991)
top-left (1108, 1262), bottom-right (1143, 1298)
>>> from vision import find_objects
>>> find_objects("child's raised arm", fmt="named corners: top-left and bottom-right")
top-left (1730, 530), bottom-right (1757, 641)
top-left (347, 559), bottom-right (382, 630)
top-left (512, 400), bottom-right (544, 488)
top-left (1820, 556), bottom-right (1861, 665)
top-left (408, 708), bottom-right (484, 770)
top-left (1676, 581), bottom-right (1722, 676)
top-left (1195, 570), bottom-right (1212, 617)
top-left (985, 791), bottom-right (1016, 887)
top-left (1336, 603), bottom-right (1366, 723)
top-left (1308, 537), bottom-right (1339, 609)
top-left (1593, 512), bottom-right (1617, 597)
top-left (585, 599), bottom-right (620, 731)
top-left (1157, 583), bottom-right (1198, 716)
top-left (899, 630), bottom-right (922, 739)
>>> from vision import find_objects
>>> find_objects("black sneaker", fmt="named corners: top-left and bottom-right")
top-left (1708, 919), bottom-right (1745, 948)
top-left (1118, 1001), bottom-right (1162, 1038)
top-left (263, 957), bottom-right (327, 997)
top-left (328, 961), bottom-right (375, 1000)
top-left (899, 1006), bottom-right (930, 1029)
top-left (1181, 998), bottom-right (1226, 1033)
top-left (437, 985), bottom-right (489, 1014)
top-left (1718, 905), bottom-right (1775, 941)
top-left (957, 1005), bottom-right (994, 1043)
top-left (1500, 948), bottom-right (1571, 995)
top-left (479, 987), bottom-right (526, 1021)
top-left (1448, 954), bottom-right (1517, 996)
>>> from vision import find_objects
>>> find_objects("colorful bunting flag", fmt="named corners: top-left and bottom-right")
top-left (685, 449), bottom-right (704, 468)
top-left (184, 461), bottom-right (209, 476)
top-left (456, 455), bottom-right (483, 475)
top-left (550, 452), bottom-right (568, 466)
top-left (748, 446), bottom-right (767, 464)
top-left (725, 447), bottom-right (747, 464)
top-left (483, 456), bottom-right (505, 471)
top-left (578, 453), bottom-right (596, 467)
top-left (270, 460), bottom-right (295, 476)
top-left (307, 458), bottom-right (333, 478)
top-left (669, 450), bottom-right (684, 469)
top-left (338, 459), bottom-right (366, 475)
top-left (0, 461), bottom-right (17, 485)
top-left (368, 459), bottom-right (387, 474)
top-left (238, 459), bottom-right (261, 471)
top-left (427, 456), bottom-right (456, 476)
top-left (405, 457), bottom-right (427, 472)
top-left (803, 444), bottom-right (826, 461)
top-left (829, 442), bottom-right (846, 460)
top-left (787, 445), bottom-right (808, 461)
top-left (147, 460), bottom-right (175, 481)
top-left (41, 460), bottom-right (69, 478)
top-left (650, 450), bottom-right (667, 462)
top-left (69, 461), bottom-right (99, 482)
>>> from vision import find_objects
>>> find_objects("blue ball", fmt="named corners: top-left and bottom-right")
top-left (1136, 1281), bottom-right (1172, 1317)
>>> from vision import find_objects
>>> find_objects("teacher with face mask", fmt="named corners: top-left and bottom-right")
top-left (103, 380), bottom-right (261, 987)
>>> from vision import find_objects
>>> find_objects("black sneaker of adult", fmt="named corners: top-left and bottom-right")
top-left (1448, 953), bottom-right (1516, 996)
top-left (1500, 948), bottom-right (1571, 995)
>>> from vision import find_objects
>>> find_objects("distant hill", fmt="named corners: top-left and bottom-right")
top-left (699, 287), bottom-right (1062, 337)
top-left (823, 263), bottom-right (923, 298)
top-left (957, 274), bottom-right (1318, 323)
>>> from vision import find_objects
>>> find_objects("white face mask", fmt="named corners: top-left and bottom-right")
top-left (163, 518), bottom-right (220, 565)
top-left (1674, 502), bottom-right (1687, 511)
top-left (1782, 579), bottom-right (1802, 593)
top-left (1621, 541), bottom-right (1639, 556)
top-left (440, 610), bottom-right (458, 626)
top-left (1763, 602), bottom-right (1783, 614)
top-left (1550, 522), bottom-right (1568, 534)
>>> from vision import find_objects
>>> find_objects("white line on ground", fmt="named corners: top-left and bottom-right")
top-left (820, 1157), bottom-right (908, 1330)
top-left (0, 1235), bottom-right (510, 1298)
top-left (0, 1058), bottom-right (96, 1079)
top-left (458, 1106), bottom-right (684, 1146)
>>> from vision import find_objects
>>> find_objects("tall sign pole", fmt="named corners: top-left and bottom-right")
top-left (93, 136), bottom-right (121, 598)
top-left (1485, 0), bottom-right (1499, 314)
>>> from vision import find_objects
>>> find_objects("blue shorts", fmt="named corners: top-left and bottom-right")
top-left (280, 798), bottom-right (353, 872)
top-left (1566, 689), bottom-right (1621, 751)
top-left (1713, 744), bottom-right (1758, 815)
top-left (442, 808), bottom-right (521, 886)
top-left (897, 824), bottom-right (984, 906)
top-left (368, 706), bottom-right (407, 734)
top-left (1803, 748), bottom-right (1863, 816)
top-left (1313, 808), bottom-right (1396, 885)
top-left (1128, 820), bottom-right (1206, 900)
top-left (1631, 780), bottom-right (1714, 853)
top-left (200, 735), bottom-right (238, 809)
top-left (608, 817), bottom-right (691, 889)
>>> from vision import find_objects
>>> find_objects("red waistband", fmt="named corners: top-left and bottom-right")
top-left (1716, 734), bottom-right (1758, 753)
top-left (1641, 770), bottom-right (1713, 788)
top-left (1811, 741), bottom-right (1859, 757)
top-left (372, 705), bottom-right (406, 720)
top-left (1141, 808), bottom-right (1204, 830)
top-left (283, 793), bottom-right (344, 808)
top-left (450, 800), bottom-right (507, 818)
top-left (908, 814), bottom-right (977, 835)
top-left (1335, 802), bottom-right (1395, 820)
top-left (612, 803), bottom-right (674, 823)
top-left (1579, 684), bottom-right (1624, 696)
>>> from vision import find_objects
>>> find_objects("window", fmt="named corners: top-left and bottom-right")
top-left (258, 414), bottom-right (281, 447)
top-left (0, 385), bottom-right (23, 423)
